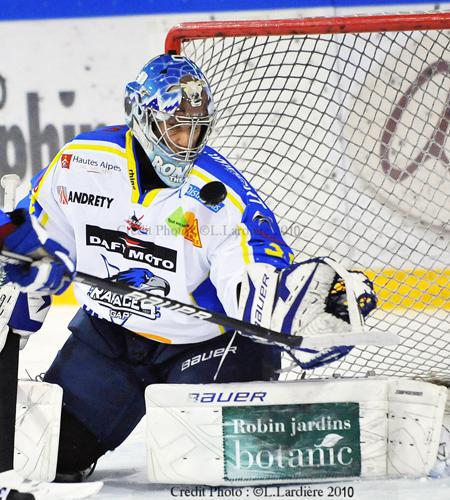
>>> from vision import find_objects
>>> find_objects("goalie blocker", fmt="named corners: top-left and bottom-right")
top-left (145, 378), bottom-right (450, 485)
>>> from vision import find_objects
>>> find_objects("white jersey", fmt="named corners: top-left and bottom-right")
top-left (28, 125), bottom-right (293, 344)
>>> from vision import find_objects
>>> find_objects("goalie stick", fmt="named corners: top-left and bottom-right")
top-left (0, 248), bottom-right (399, 350)
top-left (0, 174), bottom-right (21, 472)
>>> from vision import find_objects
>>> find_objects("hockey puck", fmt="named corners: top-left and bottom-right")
top-left (199, 181), bottom-right (227, 205)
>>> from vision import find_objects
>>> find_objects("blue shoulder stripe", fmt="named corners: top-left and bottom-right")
top-left (72, 125), bottom-right (128, 148)
top-left (196, 146), bottom-right (267, 207)
top-left (196, 146), bottom-right (294, 267)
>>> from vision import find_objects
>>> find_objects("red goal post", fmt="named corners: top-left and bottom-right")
top-left (165, 12), bottom-right (450, 53)
top-left (165, 12), bottom-right (450, 384)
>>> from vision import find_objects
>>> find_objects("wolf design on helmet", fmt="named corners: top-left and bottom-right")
top-left (179, 80), bottom-right (207, 107)
top-left (125, 54), bottom-right (215, 188)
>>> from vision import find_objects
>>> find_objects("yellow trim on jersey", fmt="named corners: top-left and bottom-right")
top-left (30, 152), bottom-right (62, 211)
top-left (133, 331), bottom-right (173, 344)
top-left (39, 211), bottom-right (49, 227)
top-left (190, 167), bottom-right (245, 214)
top-left (125, 130), bottom-right (140, 203)
top-left (190, 167), bottom-right (211, 185)
top-left (237, 224), bottom-right (251, 265)
top-left (142, 189), bottom-right (163, 207)
top-left (64, 142), bottom-right (127, 158)
top-left (125, 130), bottom-right (163, 207)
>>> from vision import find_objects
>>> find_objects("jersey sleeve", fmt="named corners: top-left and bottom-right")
top-left (208, 190), bottom-right (293, 319)
top-left (8, 156), bottom-right (75, 334)
top-left (21, 155), bottom-right (77, 263)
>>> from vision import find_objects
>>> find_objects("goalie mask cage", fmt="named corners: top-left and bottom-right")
top-left (166, 12), bottom-right (450, 384)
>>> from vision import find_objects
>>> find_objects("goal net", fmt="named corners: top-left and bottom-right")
top-left (166, 13), bottom-right (450, 384)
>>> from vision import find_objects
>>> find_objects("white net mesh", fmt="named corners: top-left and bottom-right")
top-left (177, 20), bottom-right (450, 383)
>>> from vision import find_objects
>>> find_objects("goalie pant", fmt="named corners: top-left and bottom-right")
top-left (42, 308), bottom-right (281, 474)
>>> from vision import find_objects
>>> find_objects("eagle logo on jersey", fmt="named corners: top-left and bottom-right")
top-left (109, 268), bottom-right (170, 295)
top-left (87, 255), bottom-right (170, 324)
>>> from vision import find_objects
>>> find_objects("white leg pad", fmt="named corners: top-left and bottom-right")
top-left (430, 388), bottom-right (450, 477)
top-left (387, 380), bottom-right (447, 476)
top-left (14, 380), bottom-right (63, 482)
top-left (145, 378), bottom-right (447, 485)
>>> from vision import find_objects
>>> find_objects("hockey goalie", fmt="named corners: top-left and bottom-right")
top-left (0, 52), bottom-right (447, 489)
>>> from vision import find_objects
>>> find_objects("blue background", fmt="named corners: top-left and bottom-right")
top-left (0, 0), bottom-right (440, 21)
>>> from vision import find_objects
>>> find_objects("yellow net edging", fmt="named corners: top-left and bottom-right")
top-left (52, 268), bottom-right (449, 311)
top-left (365, 268), bottom-right (449, 311)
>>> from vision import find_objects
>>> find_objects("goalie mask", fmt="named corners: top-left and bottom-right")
top-left (125, 54), bottom-right (215, 188)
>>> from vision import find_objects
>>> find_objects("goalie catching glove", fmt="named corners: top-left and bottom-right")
top-left (238, 257), bottom-right (376, 369)
top-left (0, 209), bottom-right (74, 295)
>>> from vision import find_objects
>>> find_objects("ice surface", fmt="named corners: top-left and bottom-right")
top-left (17, 306), bottom-right (450, 499)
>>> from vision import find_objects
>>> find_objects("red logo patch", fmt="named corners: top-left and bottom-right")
top-left (61, 154), bottom-right (73, 169)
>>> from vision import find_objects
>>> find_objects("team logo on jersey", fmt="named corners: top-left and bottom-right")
top-left (86, 225), bottom-right (177, 271)
top-left (166, 207), bottom-right (202, 248)
top-left (57, 186), bottom-right (113, 208)
top-left (87, 255), bottom-right (170, 323)
top-left (124, 212), bottom-right (151, 235)
top-left (61, 151), bottom-right (120, 174)
top-left (61, 153), bottom-right (73, 169)
top-left (252, 211), bottom-right (275, 232)
top-left (185, 183), bottom-right (225, 213)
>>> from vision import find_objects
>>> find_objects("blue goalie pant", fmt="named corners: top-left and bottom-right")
top-left (44, 308), bottom-right (281, 450)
